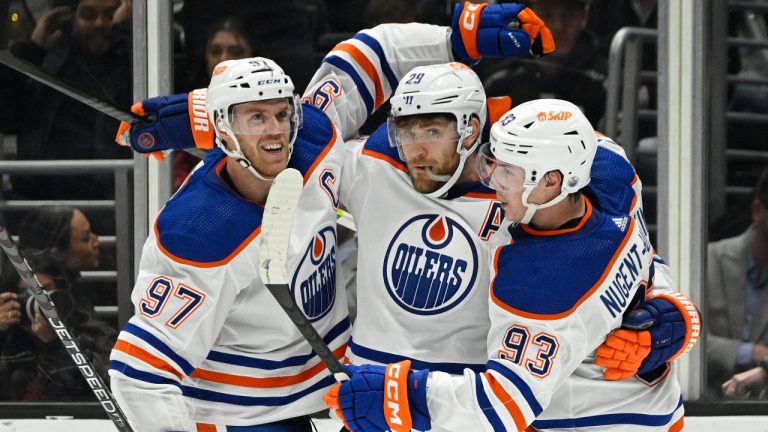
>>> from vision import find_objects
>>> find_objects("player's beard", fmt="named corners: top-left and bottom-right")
top-left (407, 155), bottom-right (460, 194)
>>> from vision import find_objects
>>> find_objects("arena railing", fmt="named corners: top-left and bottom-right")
top-left (0, 159), bottom-right (135, 327)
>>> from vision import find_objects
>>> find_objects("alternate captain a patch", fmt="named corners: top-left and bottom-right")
top-left (383, 214), bottom-right (478, 315)
top-left (291, 225), bottom-right (337, 322)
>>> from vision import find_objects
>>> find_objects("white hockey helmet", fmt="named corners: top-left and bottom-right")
top-left (479, 99), bottom-right (597, 224)
top-left (388, 63), bottom-right (487, 198)
top-left (206, 57), bottom-right (302, 180)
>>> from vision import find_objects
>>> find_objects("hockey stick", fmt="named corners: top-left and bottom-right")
top-left (0, 223), bottom-right (133, 432)
top-left (259, 168), bottom-right (349, 382)
top-left (0, 49), bottom-right (208, 159)
top-left (0, 49), bottom-right (145, 125)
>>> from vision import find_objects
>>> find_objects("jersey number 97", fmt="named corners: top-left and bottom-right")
top-left (139, 276), bottom-right (206, 329)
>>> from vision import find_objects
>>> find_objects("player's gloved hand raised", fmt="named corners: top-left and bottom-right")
top-left (324, 360), bottom-right (431, 432)
top-left (450, 1), bottom-right (555, 64)
top-left (115, 89), bottom-right (214, 158)
top-left (596, 293), bottom-right (701, 380)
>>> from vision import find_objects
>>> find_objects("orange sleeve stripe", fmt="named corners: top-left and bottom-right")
top-left (196, 423), bottom-right (217, 432)
top-left (304, 124), bottom-right (338, 182)
top-left (361, 149), bottom-right (408, 173)
top-left (113, 339), bottom-right (184, 381)
top-left (483, 372), bottom-right (528, 431)
top-left (668, 416), bottom-right (684, 432)
top-left (630, 174), bottom-right (640, 212)
top-left (492, 214), bottom-right (637, 320)
top-left (190, 344), bottom-right (347, 388)
top-left (333, 42), bottom-right (384, 110)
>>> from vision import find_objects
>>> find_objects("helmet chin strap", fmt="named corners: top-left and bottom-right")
top-left (516, 187), bottom-right (571, 225)
top-left (216, 125), bottom-right (277, 182)
top-left (425, 129), bottom-right (478, 199)
top-left (237, 157), bottom-right (276, 181)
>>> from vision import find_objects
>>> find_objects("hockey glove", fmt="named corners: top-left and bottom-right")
top-left (115, 88), bottom-right (214, 157)
top-left (323, 360), bottom-right (431, 432)
top-left (596, 293), bottom-right (701, 380)
top-left (450, 1), bottom-right (555, 64)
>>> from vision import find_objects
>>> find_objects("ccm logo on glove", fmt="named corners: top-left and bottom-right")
top-left (461, 3), bottom-right (484, 31)
top-left (385, 361), bottom-right (411, 430)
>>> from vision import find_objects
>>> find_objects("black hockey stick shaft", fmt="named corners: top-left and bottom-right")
top-left (264, 282), bottom-right (348, 377)
top-left (0, 49), bottom-right (209, 158)
top-left (0, 223), bottom-right (134, 432)
top-left (0, 50), bottom-right (147, 125)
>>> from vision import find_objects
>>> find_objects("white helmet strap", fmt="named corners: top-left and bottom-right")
top-left (425, 123), bottom-right (479, 199)
top-left (216, 121), bottom-right (276, 181)
top-left (518, 184), bottom-right (571, 225)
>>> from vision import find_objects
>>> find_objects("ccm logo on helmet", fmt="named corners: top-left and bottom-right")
top-left (257, 78), bottom-right (283, 86)
top-left (537, 111), bottom-right (573, 121)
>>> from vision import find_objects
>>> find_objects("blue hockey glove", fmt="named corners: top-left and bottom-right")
top-left (115, 89), bottom-right (214, 157)
top-left (324, 360), bottom-right (430, 432)
top-left (450, 1), bottom-right (555, 64)
top-left (596, 293), bottom-right (701, 380)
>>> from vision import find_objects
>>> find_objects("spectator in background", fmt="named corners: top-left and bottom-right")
top-left (0, 0), bottom-right (132, 207)
top-left (0, 250), bottom-right (115, 401)
top-left (17, 206), bottom-right (101, 315)
top-left (707, 167), bottom-right (768, 398)
top-left (180, 16), bottom-right (257, 90)
top-left (180, 0), bottom-right (322, 92)
top-left (173, 16), bottom-right (256, 190)
top-left (482, 0), bottom-right (606, 126)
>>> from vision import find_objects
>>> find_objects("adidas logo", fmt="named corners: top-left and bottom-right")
top-left (612, 217), bottom-right (628, 231)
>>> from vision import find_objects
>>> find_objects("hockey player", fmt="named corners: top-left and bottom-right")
top-left (108, 57), bottom-right (352, 432)
top-left (109, 4), bottom-right (553, 431)
top-left (325, 100), bottom-right (694, 432)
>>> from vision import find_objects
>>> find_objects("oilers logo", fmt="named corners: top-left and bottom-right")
top-left (383, 214), bottom-right (478, 315)
top-left (291, 226), bottom-right (337, 322)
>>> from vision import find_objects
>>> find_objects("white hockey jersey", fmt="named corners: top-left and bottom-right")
top-left (109, 107), bottom-right (349, 430)
top-left (338, 127), bottom-right (501, 372)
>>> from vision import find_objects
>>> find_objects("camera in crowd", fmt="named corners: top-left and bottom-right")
top-left (15, 289), bottom-right (74, 327)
